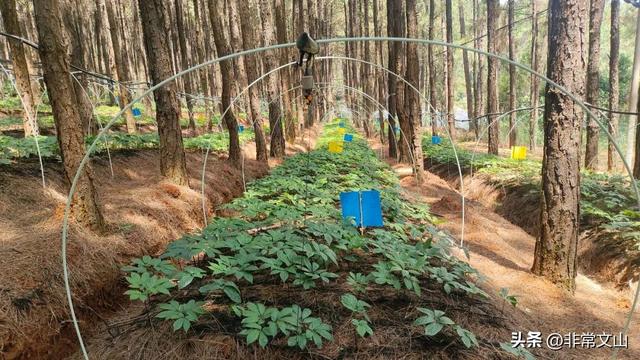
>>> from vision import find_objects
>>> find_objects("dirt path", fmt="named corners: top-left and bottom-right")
top-left (367, 137), bottom-right (639, 358)
top-left (392, 160), bottom-right (639, 359)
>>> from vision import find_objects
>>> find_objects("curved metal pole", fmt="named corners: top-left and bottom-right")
top-left (62, 38), bottom-right (640, 360)
top-left (70, 73), bottom-right (115, 177)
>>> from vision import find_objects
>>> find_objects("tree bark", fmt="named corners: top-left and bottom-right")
top-left (529, 0), bottom-right (540, 150)
top-left (608, 0), bottom-right (620, 171)
top-left (226, 0), bottom-right (249, 101)
top-left (532, 0), bottom-right (587, 293)
top-left (428, 0), bottom-right (438, 136)
top-left (405, 0), bottom-right (424, 182)
top-left (174, 0), bottom-right (197, 136)
top-left (473, 0), bottom-right (483, 140)
top-left (373, 0), bottom-right (386, 144)
top-left (625, 10), bottom-right (640, 166)
top-left (259, 0), bottom-right (285, 157)
top-left (584, 0), bottom-right (605, 170)
top-left (363, 0), bottom-right (374, 139)
top-left (192, 0), bottom-right (210, 99)
top-left (62, 0), bottom-right (96, 136)
top-left (386, 0), bottom-right (398, 159)
top-left (445, 0), bottom-right (454, 138)
top-left (138, 0), bottom-right (190, 186)
top-left (274, 0), bottom-right (297, 143)
top-left (238, 0), bottom-right (268, 161)
top-left (0, 0), bottom-right (39, 137)
top-left (208, 0), bottom-right (241, 167)
top-left (459, 1), bottom-right (474, 138)
top-left (507, 0), bottom-right (517, 148)
top-left (105, 0), bottom-right (137, 134)
top-left (486, 0), bottom-right (500, 155)
top-left (95, 0), bottom-right (117, 106)
top-left (33, 0), bottom-right (105, 229)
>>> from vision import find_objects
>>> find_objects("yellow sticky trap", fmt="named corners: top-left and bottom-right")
top-left (511, 146), bottom-right (527, 160)
top-left (328, 141), bottom-right (344, 153)
top-left (337, 128), bottom-right (346, 135)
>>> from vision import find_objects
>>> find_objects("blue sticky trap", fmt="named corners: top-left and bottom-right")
top-left (339, 190), bottom-right (384, 228)
top-left (344, 134), bottom-right (354, 142)
top-left (394, 126), bottom-right (400, 133)
top-left (132, 108), bottom-right (142, 117)
top-left (238, 125), bottom-right (245, 133)
top-left (431, 135), bottom-right (442, 145)
top-left (339, 121), bottom-right (345, 128)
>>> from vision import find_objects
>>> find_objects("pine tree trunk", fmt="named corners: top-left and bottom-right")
top-left (33, 0), bottom-right (105, 229)
top-left (238, 0), bottom-right (268, 161)
top-left (0, 0), bottom-right (39, 137)
top-left (105, 0), bottom-right (137, 134)
top-left (608, 0), bottom-right (620, 171)
top-left (208, 0), bottom-right (241, 167)
top-left (473, 0), bottom-right (483, 141)
top-left (406, 0), bottom-right (424, 182)
top-left (584, 0), bottom-right (605, 170)
top-left (445, 0), bottom-right (454, 138)
top-left (259, 0), bottom-right (285, 157)
top-left (373, 0), bottom-right (386, 144)
top-left (386, 0), bottom-right (398, 159)
top-left (508, 0), bottom-right (517, 148)
top-left (62, 1), bottom-right (96, 136)
top-left (428, 0), bottom-right (438, 136)
top-left (138, 0), bottom-right (189, 186)
top-left (226, 0), bottom-right (249, 102)
top-left (529, 0), bottom-right (540, 150)
top-left (459, 1), bottom-right (474, 138)
top-left (192, 0), bottom-right (210, 100)
top-left (395, 2), bottom-right (410, 163)
top-left (625, 10), bottom-right (640, 166)
top-left (95, 0), bottom-right (117, 106)
top-left (532, 0), bottom-right (587, 293)
top-left (363, 0), bottom-right (373, 139)
top-left (486, 0), bottom-right (500, 155)
top-left (274, 0), bottom-right (297, 143)
top-left (174, 0), bottom-right (197, 136)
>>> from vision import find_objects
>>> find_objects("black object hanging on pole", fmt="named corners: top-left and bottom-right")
top-left (295, 32), bottom-right (319, 73)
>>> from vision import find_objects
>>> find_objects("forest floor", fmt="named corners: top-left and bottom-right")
top-left (0, 127), bottom-right (319, 360)
top-left (369, 140), bottom-right (640, 359)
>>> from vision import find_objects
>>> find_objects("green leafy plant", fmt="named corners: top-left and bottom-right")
top-left (499, 287), bottom-right (519, 313)
top-left (237, 303), bottom-right (332, 349)
top-left (239, 302), bottom-right (279, 348)
top-left (341, 293), bottom-right (373, 337)
top-left (124, 271), bottom-right (174, 301)
top-left (199, 279), bottom-right (242, 303)
top-left (499, 342), bottom-right (536, 360)
top-left (413, 307), bottom-right (454, 336)
top-left (454, 325), bottom-right (478, 348)
top-left (284, 305), bottom-right (333, 349)
top-left (156, 300), bottom-right (205, 332)
top-left (346, 272), bottom-right (369, 293)
top-left (122, 255), bottom-right (177, 276)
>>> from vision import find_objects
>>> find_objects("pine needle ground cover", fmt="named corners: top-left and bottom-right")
top-left (101, 122), bottom-right (525, 359)
top-left (423, 138), bottom-right (640, 286)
